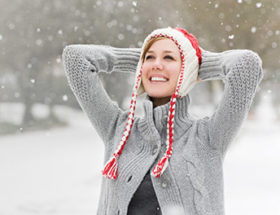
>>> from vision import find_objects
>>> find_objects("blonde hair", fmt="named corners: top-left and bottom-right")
top-left (141, 37), bottom-right (166, 63)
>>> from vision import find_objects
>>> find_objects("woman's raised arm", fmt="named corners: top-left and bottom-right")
top-left (62, 45), bottom-right (140, 144)
top-left (198, 49), bottom-right (264, 157)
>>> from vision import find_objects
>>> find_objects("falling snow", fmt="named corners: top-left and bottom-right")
top-left (0, 1), bottom-right (279, 213)
top-left (8, 23), bottom-right (15, 30)
top-left (118, 1), bottom-right (124, 7)
top-left (267, 30), bottom-right (273, 37)
top-left (35, 39), bottom-right (43, 46)
top-left (118, 34), bottom-right (124, 40)
top-left (225, 25), bottom-right (232, 32)
top-left (96, 0), bottom-right (102, 6)
top-left (126, 25), bottom-right (132, 31)
top-left (219, 13), bottom-right (225, 19)
top-left (62, 95), bottom-right (68, 101)
top-left (14, 92), bottom-right (20, 98)
top-left (133, 15), bottom-right (139, 22)
top-left (256, 2), bottom-right (262, 8)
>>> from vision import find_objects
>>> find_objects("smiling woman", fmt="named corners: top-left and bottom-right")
top-left (141, 38), bottom-right (182, 107)
top-left (62, 27), bottom-right (263, 215)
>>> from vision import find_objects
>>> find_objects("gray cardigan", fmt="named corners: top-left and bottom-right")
top-left (62, 45), bottom-right (263, 215)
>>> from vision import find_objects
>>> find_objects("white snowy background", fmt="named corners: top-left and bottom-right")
top-left (0, 91), bottom-right (279, 215)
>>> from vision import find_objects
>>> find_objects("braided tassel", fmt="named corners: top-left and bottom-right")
top-left (102, 153), bottom-right (118, 179)
top-left (151, 65), bottom-right (183, 178)
top-left (152, 155), bottom-right (170, 178)
top-left (102, 68), bottom-right (142, 180)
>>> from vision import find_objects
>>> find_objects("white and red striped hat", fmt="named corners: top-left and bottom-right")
top-left (102, 27), bottom-right (202, 179)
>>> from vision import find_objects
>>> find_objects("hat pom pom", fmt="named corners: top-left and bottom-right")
top-left (102, 154), bottom-right (118, 179)
top-left (151, 155), bottom-right (169, 178)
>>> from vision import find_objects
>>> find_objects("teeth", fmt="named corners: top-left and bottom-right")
top-left (151, 77), bottom-right (168, 81)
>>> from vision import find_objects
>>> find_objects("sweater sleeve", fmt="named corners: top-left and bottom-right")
top-left (198, 49), bottom-right (264, 156)
top-left (62, 45), bottom-right (141, 144)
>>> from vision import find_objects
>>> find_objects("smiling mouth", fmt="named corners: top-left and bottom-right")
top-left (150, 77), bottom-right (169, 82)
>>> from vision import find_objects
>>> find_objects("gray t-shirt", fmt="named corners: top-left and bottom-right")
top-left (128, 170), bottom-right (162, 214)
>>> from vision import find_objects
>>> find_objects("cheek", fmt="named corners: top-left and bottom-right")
top-left (141, 64), bottom-right (150, 78)
top-left (170, 66), bottom-right (181, 80)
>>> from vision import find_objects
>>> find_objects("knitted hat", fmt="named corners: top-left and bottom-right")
top-left (102, 27), bottom-right (202, 179)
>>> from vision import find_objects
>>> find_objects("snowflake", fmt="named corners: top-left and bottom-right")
top-left (256, 2), bottom-right (262, 8)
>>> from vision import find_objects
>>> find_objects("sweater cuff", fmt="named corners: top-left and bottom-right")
top-left (111, 47), bottom-right (141, 73)
top-left (198, 50), bottom-right (225, 81)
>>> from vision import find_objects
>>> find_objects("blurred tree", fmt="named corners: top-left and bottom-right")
top-left (177, 0), bottom-right (280, 116)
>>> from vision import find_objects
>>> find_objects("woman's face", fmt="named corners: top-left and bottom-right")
top-left (142, 38), bottom-right (182, 103)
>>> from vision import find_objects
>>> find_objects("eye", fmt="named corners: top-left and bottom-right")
top-left (145, 55), bottom-right (154, 60)
top-left (164, 55), bottom-right (174, 60)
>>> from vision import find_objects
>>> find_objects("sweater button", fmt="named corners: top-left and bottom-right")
top-left (152, 145), bottom-right (158, 155)
top-left (161, 182), bottom-right (167, 188)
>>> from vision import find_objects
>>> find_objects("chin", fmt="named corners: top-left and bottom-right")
top-left (143, 84), bottom-right (175, 102)
top-left (146, 92), bottom-right (172, 99)
top-left (146, 91), bottom-right (164, 97)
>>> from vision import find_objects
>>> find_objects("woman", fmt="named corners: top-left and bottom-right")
top-left (62, 27), bottom-right (263, 215)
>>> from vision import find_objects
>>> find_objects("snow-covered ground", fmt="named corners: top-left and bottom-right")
top-left (0, 94), bottom-right (279, 215)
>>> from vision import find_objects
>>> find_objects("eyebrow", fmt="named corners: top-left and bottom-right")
top-left (147, 50), bottom-right (174, 53)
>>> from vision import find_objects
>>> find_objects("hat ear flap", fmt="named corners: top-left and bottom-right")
top-left (135, 55), bottom-right (145, 95)
top-left (178, 58), bottom-right (199, 97)
top-left (137, 79), bottom-right (145, 95)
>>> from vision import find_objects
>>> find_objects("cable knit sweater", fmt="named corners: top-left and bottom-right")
top-left (62, 44), bottom-right (263, 215)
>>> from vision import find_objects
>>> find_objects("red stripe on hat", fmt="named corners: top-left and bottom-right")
top-left (175, 27), bottom-right (202, 65)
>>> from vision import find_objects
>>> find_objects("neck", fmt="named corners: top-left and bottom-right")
top-left (151, 96), bottom-right (171, 108)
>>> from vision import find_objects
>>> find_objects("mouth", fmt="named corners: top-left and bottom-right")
top-left (149, 76), bottom-right (169, 83)
top-left (150, 77), bottom-right (168, 82)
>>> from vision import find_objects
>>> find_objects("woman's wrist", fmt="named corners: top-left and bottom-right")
top-left (111, 47), bottom-right (141, 73)
top-left (198, 50), bottom-right (225, 81)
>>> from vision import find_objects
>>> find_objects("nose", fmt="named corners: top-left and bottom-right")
top-left (152, 59), bottom-right (163, 70)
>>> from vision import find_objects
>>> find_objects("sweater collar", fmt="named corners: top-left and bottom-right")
top-left (138, 95), bottom-right (193, 140)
